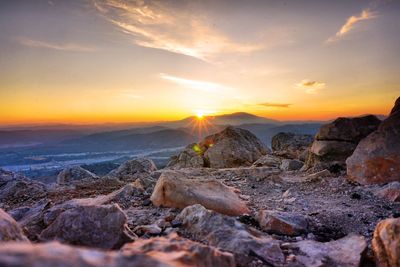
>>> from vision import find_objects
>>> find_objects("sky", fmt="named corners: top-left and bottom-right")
top-left (0, 0), bottom-right (399, 124)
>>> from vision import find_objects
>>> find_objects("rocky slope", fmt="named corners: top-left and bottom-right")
top-left (0, 97), bottom-right (399, 267)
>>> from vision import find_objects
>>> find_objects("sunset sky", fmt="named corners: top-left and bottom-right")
top-left (0, 0), bottom-right (399, 124)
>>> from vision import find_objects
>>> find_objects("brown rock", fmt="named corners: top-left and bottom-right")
top-left (40, 204), bottom-right (135, 249)
top-left (122, 233), bottom-right (236, 267)
top-left (176, 204), bottom-right (284, 266)
top-left (150, 171), bottom-right (249, 216)
top-left (0, 208), bottom-right (28, 242)
top-left (347, 97), bottom-right (400, 185)
top-left (0, 241), bottom-right (169, 267)
top-left (287, 234), bottom-right (367, 267)
top-left (256, 210), bottom-right (308, 236)
top-left (374, 182), bottom-right (400, 202)
top-left (372, 218), bottom-right (400, 267)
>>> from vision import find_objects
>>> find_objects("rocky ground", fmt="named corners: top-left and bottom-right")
top-left (0, 98), bottom-right (399, 267)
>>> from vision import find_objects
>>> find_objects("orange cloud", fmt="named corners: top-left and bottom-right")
top-left (258, 103), bottom-right (292, 108)
top-left (295, 79), bottom-right (326, 94)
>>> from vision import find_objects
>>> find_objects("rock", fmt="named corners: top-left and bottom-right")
top-left (252, 154), bottom-right (281, 168)
top-left (40, 204), bottom-right (135, 249)
top-left (150, 171), bottom-right (249, 216)
top-left (347, 97), bottom-right (400, 185)
top-left (122, 233), bottom-right (236, 267)
top-left (256, 210), bottom-right (308, 236)
top-left (306, 115), bottom-right (381, 172)
top-left (57, 166), bottom-right (99, 185)
top-left (0, 176), bottom-right (46, 204)
top-left (16, 199), bottom-right (51, 241)
top-left (0, 168), bottom-right (23, 186)
top-left (271, 132), bottom-right (313, 160)
top-left (166, 143), bottom-right (205, 169)
top-left (0, 208), bottom-right (28, 242)
top-left (374, 182), bottom-right (400, 202)
top-left (176, 204), bottom-right (284, 266)
top-left (134, 224), bottom-right (162, 235)
top-left (167, 126), bottom-right (268, 169)
top-left (372, 218), bottom-right (400, 267)
top-left (305, 169), bottom-right (332, 182)
top-left (280, 159), bottom-right (304, 171)
top-left (0, 241), bottom-right (169, 267)
top-left (286, 234), bottom-right (367, 267)
top-left (109, 158), bottom-right (157, 181)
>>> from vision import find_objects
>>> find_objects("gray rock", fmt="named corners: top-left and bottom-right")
top-left (286, 234), bottom-right (367, 267)
top-left (166, 143), bottom-right (205, 169)
top-left (0, 177), bottom-right (46, 203)
top-left (57, 166), bottom-right (99, 185)
top-left (0, 208), bottom-right (28, 242)
top-left (40, 204), bottom-right (135, 249)
top-left (252, 154), bottom-right (281, 168)
top-left (176, 204), bottom-right (284, 266)
top-left (280, 159), bottom-right (304, 171)
top-left (109, 158), bottom-right (157, 181)
top-left (271, 132), bottom-right (313, 160)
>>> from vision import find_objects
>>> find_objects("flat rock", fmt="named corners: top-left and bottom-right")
top-left (287, 234), bottom-right (367, 267)
top-left (57, 166), bottom-right (99, 185)
top-left (0, 208), bottom-right (28, 242)
top-left (0, 241), bottom-right (169, 267)
top-left (40, 204), bottom-right (135, 249)
top-left (347, 97), bottom-right (400, 185)
top-left (122, 233), bottom-right (236, 267)
top-left (372, 218), bottom-right (400, 267)
top-left (150, 171), bottom-right (249, 216)
top-left (176, 204), bottom-right (284, 266)
top-left (256, 210), bottom-right (308, 236)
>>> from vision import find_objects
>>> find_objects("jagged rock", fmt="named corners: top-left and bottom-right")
top-left (347, 97), bottom-right (400, 185)
top-left (57, 166), bottom-right (99, 185)
top-left (176, 204), bottom-right (284, 266)
top-left (0, 208), bottom-right (28, 242)
top-left (271, 132), bottom-right (313, 160)
top-left (122, 233), bottom-right (235, 267)
top-left (372, 218), bottom-right (400, 267)
top-left (252, 154), bottom-right (281, 168)
top-left (16, 199), bottom-right (51, 241)
top-left (256, 210), bottom-right (308, 236)
top-left (306, 115), bottom-right (381, 172)
top-left (166, 143), bottom-right (204, 169)
top-left (150, 171), bottom-right (249, 216)
top-left (109, 158), bottom-right (157, 181)
top-left (280, 159), bottom-right (304, 171)
top-left (0, 168), bottom-right (23, 186)
top-left (0, 241), bottom-right (169, 267)
top-left (168, 126), bottom-right (267, 169)
top-left (372, 182), bottom-right (400, 202)
top-left (286, 234), bottom-right (367, 267)
top-left (40, 204), bottom-right (135, 249)
top-left (0, 175), bottom-right (46, 203)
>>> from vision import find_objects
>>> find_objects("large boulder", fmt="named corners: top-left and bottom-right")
top-left (0, 209), bottom-right (28, 242)
top-left (271, 132), bottom-right (313, 160)
top-left (286, 234), bottom-right (367, 267)
top-left (347, 97), bottom-right (400, 185)
top-left (122, 233), bottom-right (235, 267)
top-left (0, 241), bottom-right (170, 267)
top-left (109, 158), bottom-right (157, 181)
top-left (166, 143), bottom-right (204, 169)
top-left (57, 166), bottom-right (98, 185)
top-left (372, 218), bottom-right (400, 267)
top-left (176, 204), bottom-right (284, 266)
top-left (150, 171), bottom-right (249, 216)
top-left (40, 204), bottom-right (135, 249)
top-left (306, 115), bottom-right (381, 172)
top-left (167, 126), bottom-right (267, 169)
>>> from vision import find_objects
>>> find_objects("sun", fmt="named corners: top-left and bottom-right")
top-left (196, 111), bottom-right (204, 120)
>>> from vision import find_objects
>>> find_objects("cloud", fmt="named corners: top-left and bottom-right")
top-left (327, 8), bottom-right (377, 43)
top-left (18, 37), bottom-right (96, 52)
top-left (93, 0), bottom-right (265, 61)
top-left (160, 73), bottom-right (230, 92)
top-left (295, 79), bottom-right (326, 94)
top-left (258, 102), bottom-right (291, 108)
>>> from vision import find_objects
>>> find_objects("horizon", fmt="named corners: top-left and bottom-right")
top-left (1, 0), bottom-right (399, 124)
